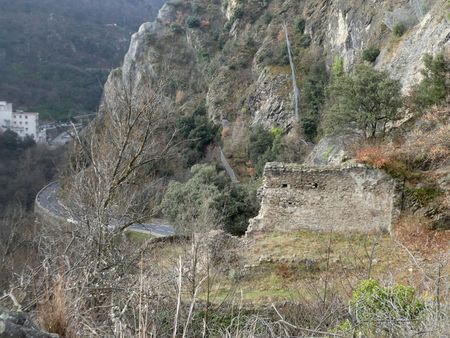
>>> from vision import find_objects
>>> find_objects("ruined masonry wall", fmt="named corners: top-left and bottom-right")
top-left (247, 163), bottom-right (402, 235)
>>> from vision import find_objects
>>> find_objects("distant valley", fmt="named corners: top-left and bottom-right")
top-left (0, 0), bottom-right (165, 120)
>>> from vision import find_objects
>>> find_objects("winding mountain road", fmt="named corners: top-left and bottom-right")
top-left (36, 182), bottom-right (175, 237)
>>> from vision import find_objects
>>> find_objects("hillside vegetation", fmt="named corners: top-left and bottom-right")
top-left (0, 0), bottom-right (164, 119)
top-left (0, 130), bottom-right (64, 289)
top-left (1, 0), bottom-right (449, 337)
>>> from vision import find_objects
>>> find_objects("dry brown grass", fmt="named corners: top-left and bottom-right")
top-left (276, 29), bottom-right (285, 43)
top-left (356, 106), bottom-right (450, 233)
top-left (239, 231), bottom-right (413, 298)
top-left (169, 230), bottom-right (447, 305)
top-left (356, 106), bottom-right (450, 173)
top-left (25, 227), bottom-right (449, 337)
top-left (175, 90), bottom-right (186, 104)
top-left (37, 274), bottom-right (73, 337)
top-left (221, 126), bottom-right (232, 139)
top-left (395, 212), bottom-right (450, 258)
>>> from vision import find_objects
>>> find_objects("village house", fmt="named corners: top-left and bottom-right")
top-left (0, 101), bottom-right (39, 140)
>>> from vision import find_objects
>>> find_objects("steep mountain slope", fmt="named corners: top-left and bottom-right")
top-left (16, 2), bottom-right (448, 334)
top-left (99, 0), bottom-right (449, 228)
top-left (99, 0), bottom-right (448, 186)
top-left (0, 0), bottom-right (165, 119)
top-left (105, 0), bottom-right (449, 127)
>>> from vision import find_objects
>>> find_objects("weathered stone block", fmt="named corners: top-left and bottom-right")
top-left (0, 311), bottom-right (59, 338)
top-left (247, 162), bottom-right (402, 235)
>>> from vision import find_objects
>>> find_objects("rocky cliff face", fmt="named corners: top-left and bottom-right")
top-left (378, 0), bottom-right (450, 91)
top-left (105, 0), bottom-right (449, 136)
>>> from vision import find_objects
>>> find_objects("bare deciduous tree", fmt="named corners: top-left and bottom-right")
top-left (57, 75), bottom-right (178, 266)
top-left (25, 75), bottom-right (182, 335)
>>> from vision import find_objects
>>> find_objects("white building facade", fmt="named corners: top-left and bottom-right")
top-left (0, 101), bottom-right (39, 140)
top-left (0, 101), bottom-right (13, 129)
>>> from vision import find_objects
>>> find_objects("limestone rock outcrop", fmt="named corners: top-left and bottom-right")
top-left (103, 0), bottom-right (449, 136)
top-left (378, 0), bottom-right (450, 92)
top-left (304, 130), bottom-right (365, 166)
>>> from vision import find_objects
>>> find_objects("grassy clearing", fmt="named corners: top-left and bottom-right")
top-left (125, 230), bottom-right (155, 242)
top-left (200, 231), bottom-right (416, 304)
top-left (267, 65), bottom-right (291, 75)
top-left (246, 231), bottom-right (407, 274)
top-left (143, 229), bottom-right (449, 306)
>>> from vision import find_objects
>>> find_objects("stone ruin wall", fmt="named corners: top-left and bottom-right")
top-left (247, 163), bottom-right (402, 235)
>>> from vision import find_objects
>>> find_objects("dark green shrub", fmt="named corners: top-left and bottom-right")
top-left (257, 48), bottom-right (277, 65)
top-left (176, 104), bottom-right (219, 167)
top-left (393, 22), bottom-right (407, 37)
top-left (413, 53), bottom-right (449, 109)
top-left (301, 117), bottom-right (318, 140)
top-left (296, 18), bottom-right (306, 34)
top-left (407, 186), bottom-right (443, 207)
top-left (301, 61), bottom-right (328, 140)
top-left (324, 64), bottom-right (402, 138)
top-left (362, 47), bottom-right (380, 63)
top-left (144, 32), bottom-right (157, 46)
top-left (234, 6), bottom-right (244, 19)
top-left (262, 12), bottom-right (273, 24)
top-left (275, 44), bottom-right (290, 66)
top-left (0, 130), bottom-right (62, 214)
top-left (248, 126), bottom-right (285, 175)
top-left (224, 6), bottom-right (245, 31)
top-left (215, 183), bottom-right (260, 236)
top-left (186, 16), bottom-right (201, 28)
top-left (161, 165), bottom-right (259, 236)
top-left (170, 23), bottom-right (184, 34)
top-left (224, 20), bottom-right (232, 31)
top-left (246, 36), bottom-right (256, 50)
top-left (249, 126), bottom-right (274, 164)
top-left (0, 130), bottom-right (35, 160)
top-left (254, 43), bottom-right (280, 66)
top-left (299, 34), bottom-right (311, 48)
